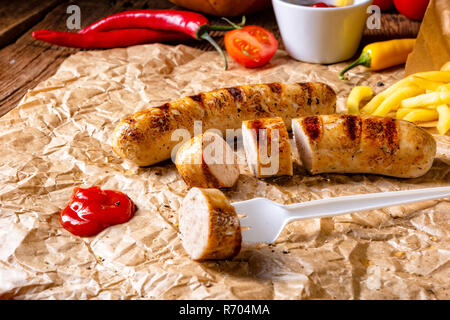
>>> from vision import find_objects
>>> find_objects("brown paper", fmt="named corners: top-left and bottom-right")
top-left (405, 0), bottom-right (450, 75)
top-left (0, 44), bottom-right (449, 300)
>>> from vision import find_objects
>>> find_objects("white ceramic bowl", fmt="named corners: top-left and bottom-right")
top-left (272, 0), bottom-right (372, 64)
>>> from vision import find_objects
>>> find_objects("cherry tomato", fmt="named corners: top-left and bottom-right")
top-left (372, 0), bottom-right (394, 11)
top-left (224, 26), bottom-right (278, 68)
top-left (310, 2), bottom-right (335, 7)
top-left (394, 0), bottom-right (429, 20)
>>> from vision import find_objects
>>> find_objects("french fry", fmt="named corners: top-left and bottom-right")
top-left (372, 86), bottom-right (424, 116)
top-left (347, 86), bottom-right (373, 114)
top-left (417, 121), bottom-right (439, 128)
top-left (401, 91), bottom-right (450, 108)
top-left (355, 70), bottom-right (450, 134)
top-left (397, 108), bottom-right (414, 119)
top-left (441, 62), bottom-right (450, 71)
top-left (412, 71), bottom-right (450, 83)
top-left (437, 84), bottom-right (450, 92)
top-left (397, 106), bottom-right (437, 118)
top-left (360, 77), bottom-right (412, 114)
top-left (436, 104), bottom-right (450, 135)
top-left (410, 76), bottom-right (445, 91)
top-left (402, 109), bottom-right (439, 123)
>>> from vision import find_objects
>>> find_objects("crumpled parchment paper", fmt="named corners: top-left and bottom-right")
top-left (0, 44), bottom-right (449, 300)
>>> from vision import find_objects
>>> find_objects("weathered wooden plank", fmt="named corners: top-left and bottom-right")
top-left (362, 13), bottom-right (421, 44)
top-left (0, 0), bottom-right (60, 48)
top-left (0, 0), bottom-right (160, 117)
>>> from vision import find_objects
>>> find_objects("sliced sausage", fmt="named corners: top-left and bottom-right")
top-left (242, 117), bottom-right (293, 178)
top-left (178, 188), bottom-right (242, 261)
top-left (292, 115), bottom-right (436, 178)
top-left (112, 82), bottom-right (336, 166)
top-left (175, 131), bottom-right (240, 188)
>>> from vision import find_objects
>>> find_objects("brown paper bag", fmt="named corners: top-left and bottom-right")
top-left (405, 0), bottom-right (450, 75)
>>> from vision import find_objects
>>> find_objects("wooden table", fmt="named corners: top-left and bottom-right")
top-left (0, 0), bottom-right (421, 117)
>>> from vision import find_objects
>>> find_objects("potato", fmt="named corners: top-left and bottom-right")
top-left (417, 121), bottom-right (439, 128)
top-left (410, 77), bottom-right (445, 91)
top-left (412, 71), bottom-right (450, 82)
top-left (397, 106), bottom-right (437, 118)
top-left (402, 109), bottom-right (439, 123)
top-left (436, 104), bottom-right (450, 135)
top-left (437, 84), bottom-right (450, 92)
top-left (401, 91), bottom-right (450, 108)
top-left (360, 78), bottom-right (412, 114)
top-left (372, 86), bottom-right (423, 116)
top-left (356, 70), bottom-right (450, 134)
top-left (440, 62), bottom-right (450, 71)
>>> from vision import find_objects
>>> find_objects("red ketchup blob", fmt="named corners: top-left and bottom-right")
top-left (60, 186), bottom-right (135, 237)
top-left (310, 2), bottom-right (336, 7)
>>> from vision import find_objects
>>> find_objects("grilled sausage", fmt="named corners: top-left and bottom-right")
top-left (242, 117), bottom-right (293, 178)
top-left (178, 188), bottom-right (242, 261)
top-left (175, 132), bottom-right (240, 188)
top-left (112, 82), bottom-right (336, 166)
top-left (292, 115), bottom-right (436, 178)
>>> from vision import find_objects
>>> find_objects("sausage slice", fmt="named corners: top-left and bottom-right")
top-left (178, 188), bottom-right (242, 261)
top-left (175, 131), bottom-right (240, 188)
top-left (242, 117), bottom-right (293, 177)
top-left (292, 115), bottom-right (436, 178)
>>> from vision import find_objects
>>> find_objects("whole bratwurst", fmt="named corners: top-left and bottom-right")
top-left (112, 82), bottom-right (336, 166)
top-left (292, 115), bottom-right (436, 178)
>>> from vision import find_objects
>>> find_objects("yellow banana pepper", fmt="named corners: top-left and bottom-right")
top-left (339, 39), bottom-right (416, 80)
top-left (347, 86), bottom-right (373, 114)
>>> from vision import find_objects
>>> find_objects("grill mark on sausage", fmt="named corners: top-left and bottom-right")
top-left (157, 103), bottom-right (170, 112)
top-left (226, 87), bottom-right (244, 102)
top-left (302, 116), bottom-right (322, 141)
top-left (215, 93), bottom-right (228, 110)
top-left (267, 83), bottom-right (282, 94)
top-left (123, 126), bottom-right (144, 143)
top-left (152, 105), bottom-right (172, 132)
top-left (251, 119), bottom-right (265, 130)
top-left (123, 117), bottom-right (136, 124)
top-left (363, 117), bottom-right (399, 154)
top-left (343, 115), bottom-right (362, 141)
top-left (250, 119), bottom-right (266, 145)
top-left (363, 118), bottom-right (384, 139)
top-left (384, 118), bottom-right (399, 154)
top-left (189, 93), bottom-right (205, 108)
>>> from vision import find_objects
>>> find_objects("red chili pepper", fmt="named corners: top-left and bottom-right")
top-left (32, 28), bottom-right (190, 49)
top-left (60, 186), bottom-right (135, 237)
top-left (79, 10), bottom-right (246, 69)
